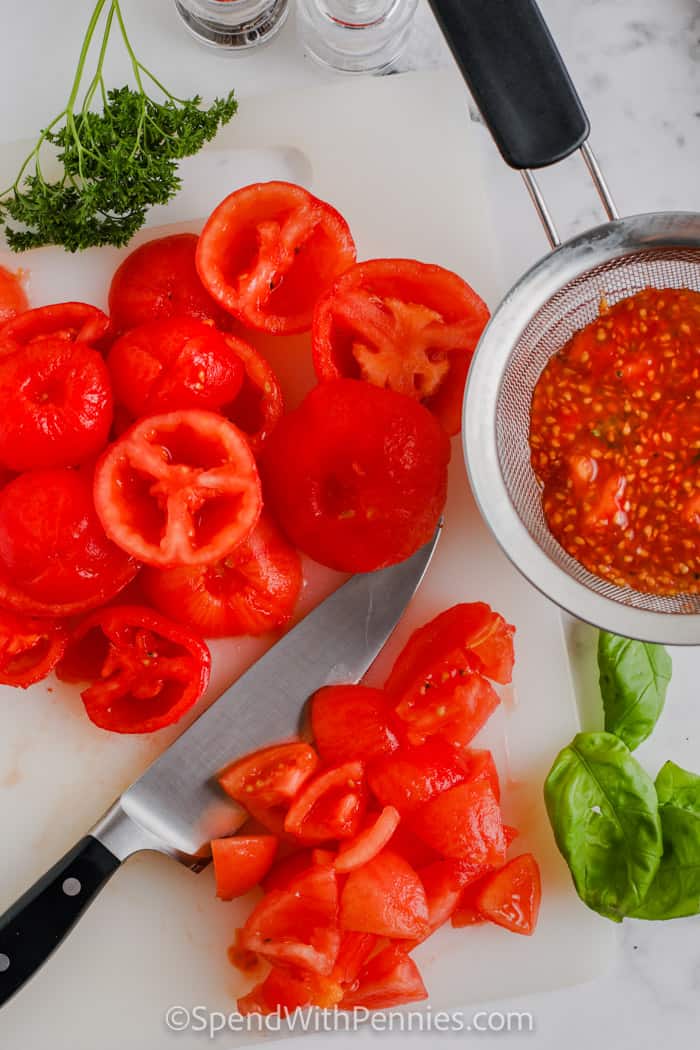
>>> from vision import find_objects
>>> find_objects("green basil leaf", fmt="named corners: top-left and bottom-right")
top-left (598, 631), bottom-right (672, 750)
top-left (631, 761), bottom-right (700, 920)
top-left (544, 732), bottom-right (663, 921)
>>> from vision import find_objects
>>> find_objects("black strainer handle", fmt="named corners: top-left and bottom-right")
top-left (428, 0), bottom-right (589, 170)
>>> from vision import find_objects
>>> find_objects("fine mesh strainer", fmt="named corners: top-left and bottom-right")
top-left (428, 0), bottom-right (700, 644)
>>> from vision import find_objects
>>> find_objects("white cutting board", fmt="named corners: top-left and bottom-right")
top-left (0, 71), bottom-right (614, 1049)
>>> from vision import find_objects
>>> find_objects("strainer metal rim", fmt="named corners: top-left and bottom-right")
top-left (463, 211), bottom-right (700, 646)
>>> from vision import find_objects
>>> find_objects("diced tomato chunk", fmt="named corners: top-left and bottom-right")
top-left (261, 850), bottom-right (313, 893)
top-left (462, 748), bottom-right (501, 803)
top-left (211, 835), bottom-right (278, 900)
top-left (394, 668), bottom-right (500, 748)
top-left (219, 742), bottom-right (319, 809)
top-left (332, 932), bottom-right (378, 987)
top-left (339, 848), bottom-right (429, 940)
top-left (340, 945), bottom-right (427, 1010)
top-left (335, 806), bottom-right (400, 873)
top-left (416, 856), bottom-right (494, 939)
top-left (451, 879), bottom-right (487, 927)
top-left (310, 685), bottom-right (399, 765)
top-left (367, 738), bottom-right (467, 813)
top-left (409, 780), bottom-right (506, 863)
top-left (284, 761), bottom-right (367, 843)
top-left (475, 854), bottom-right (542, 936)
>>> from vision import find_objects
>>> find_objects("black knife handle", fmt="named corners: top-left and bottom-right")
top-left (427, 0), bottom-right (590, 169)
top-left (0, 836), bottom-right (120, 1007)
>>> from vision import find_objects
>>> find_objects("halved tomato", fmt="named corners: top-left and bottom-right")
top-left (196, 181), bottom-right (356, 334)
top-left (339, 848), bottom-right (429, 940)
top-left (211, 835), bottom-right (278, 900)
top-left (93, 410), bottom-right (262, 567)
top-left (284, 761), bottom-right (367, 843)
top-left (57, 605), bottom-right (211, 733)
top-left (339, 945), bottom-right (427, 1010)
top-left (475, 853), bottom-right (541, 936)
top-left (220, 335), bottom-right (284, 454)
top-left (219, 742), bottom-right (319, 809)
top-left (334, 806), bottom-right (400, 873)
top-left (141, 512), bottom-right (302, 638)
top-left (0, 302), bottom-right (111, 358)
top-left (0, 265), bottom-right (28, 325)
top-left (312, 258), bottom-right (490, 435)
top-left (409, 780), bottom-right (506, 863)
top-left (310, 685), bottom-right (399, 766)
top-left (0, 610), bottom-right (67, 688)
top-left (366, 738), bottom-right (467, 813)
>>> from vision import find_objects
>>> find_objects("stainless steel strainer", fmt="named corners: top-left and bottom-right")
top-left (429, 0), bottom-right (700, 644)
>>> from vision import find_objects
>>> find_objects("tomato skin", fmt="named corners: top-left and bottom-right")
top-left (211, 836), bottom-right (278, 900)
top-left (310, 685), bottom-right (399, 766)
top-left (109, 233), bottom-right (231, 334)
top-left (475, 853), bottom-right (541, 936)
top-left (367, 738), bottom-right (467, 813)
top-left (141, 512), bottom-right (302, 638)
top-left (312, 258), bottom-right (490, 436)
top-left (262, 379), bottom-right (450, 573)
top-left (219, 742), bottom-right (320, 809)
top-left (0, 339), bottom-right (113, 471)
top-left (94, 409), bottom-right (262, 568)
top-left (0, 610), bottom-right (67, 688)
top-left (284, 761), bottom-right (367, 843)
top-left (196, 181), bottom-right (357, 334)
top-left (107, 317), bottom-right (244, 418)
top-left (409, 780), bottom-right (506, 863)
top-left (339, 945), bottom-right (427, 1010)
top-left (339, 848), bottom-right (429, 940)
top-left (0, 266), bottom-right (28, 325)
top-left (334, 806), bottom-right (401, 873)
top-left (0, 302), bottom-right (111, 358)
top-left (0, 469), bottom-right (137, 618)
top-left (220, 335), bottom-right (284, 454)
top-left (57, 605), bottom-right (211, 734)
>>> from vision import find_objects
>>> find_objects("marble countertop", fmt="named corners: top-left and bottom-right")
top-left (0, 0), bottom-right (698, 1046)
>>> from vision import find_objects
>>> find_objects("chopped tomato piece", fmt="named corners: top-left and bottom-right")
top-left (238, 966), bottom-right (343, 1015)
top-left (386, 823), bottom-right (440, 869)
top-left (56, 605), bottom-right (211, 734)
top-left (462, 748), bottom-right (501, 803)
top-left (284, 761), bottom-right (367, 843)
top-left (108, 233), bottom-right (232, 333)
top-left (261, 850), bottom-right (314, 893)
top-left (238, 865), bottom-right (340, 976)
top-left (219, 742), bottom-right (319, 810)
top-left (504, 824), bottom-right (519, 848)
top-left (312, 258), bottom-right (490, 435)
top-left (416, 857), bottom-right (495, 940)
top-left (312, 848), bottom-right (336, 867)
top-left (196, 181), bottom-right (356, 334)
top-left (310, 685), bottom-right (399, 766)
top-left (107, 317), bottom-right (244, 417)
top-left (394, 668), bottom-right (500, 748)
top-left (366, 738), bottom-right (467, 813)
top-left (141, 512), bottom-right (302, 638)
top-left (261, 379), bottom-right (449, 573)
top-left (0, 469), bottom-right (137, 618)
top-left (339, 945), bottom-right (427, 1010)
top-left (451, 880), bottom-right (487, 927)
top-left (0, 610), bottom-right (67, 688)
top-left (0, 265), bottom-right (28, 325)
top-left (211, 835), bottom-right (278, 900)
top-left (475, 854), bottom-right (541, 936)
top-left (335, 806), bottom-right (400, 873)
top-left (93, 409), bottom-right (262, 567)
top-left (332, 931), bottom-right (378, 987)
top-left (0, 338), bottom-right (113, 471)
top-left (220, 335), bottom-right (284, 454)
top-left (0, 302), bottom-right (111, 358)
top-left (339, 848), bottom-right (429, 940)
top-left (409, 780), bottom-right (506, 863)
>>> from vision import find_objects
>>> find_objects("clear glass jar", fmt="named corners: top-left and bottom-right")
top-left (296, 0), bottom-right (418, 74)
top-left (173, 0), bottom-right (290, 50)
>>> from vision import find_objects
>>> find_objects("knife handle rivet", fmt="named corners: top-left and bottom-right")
top-left (62, 877), bottom-right (82, 898)
top-left (0, 953), bottom-right (9, 972)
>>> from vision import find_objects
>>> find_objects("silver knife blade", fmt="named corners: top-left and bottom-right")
top-left (113, 526), bottom-right (441, 858)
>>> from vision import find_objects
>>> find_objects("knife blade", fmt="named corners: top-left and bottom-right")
top-left (0, 524), bottom-right (440, 1007)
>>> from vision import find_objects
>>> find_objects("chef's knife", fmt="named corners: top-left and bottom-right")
top-left (0, 525), bottom-right (440, 1007)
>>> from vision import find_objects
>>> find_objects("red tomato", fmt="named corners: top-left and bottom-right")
top-left (340, 945), bottom-right (427, 1010)
top-left (394, 669), bottom-right (500, 749)
top-left (475, 854), bottom-right (541, 936)
top-left (385, 604), bottom-right (515, 703)
top-left (262, 379), bottom-right (450, 573)
top-left (310, 685), bottom-right (399, 766)
top-left (416, 856), bottom-right (495, 940)
top-left (219, 742), bottom-right (319, 809)
top-left (107, 317), bottom-right (244, 418)
top-left (196, 181), bottom-right (357, 334)
top-left (386, 823), bottom-right (440, 870)
top-left (238, 865), bottom-right (340, 975)
top-left (0, 302), bottom-right (111, 358)
top-left (504, 824), bottom-right (519, 848)
top-left (0, 265), bottom-right (28, 325)
top-left (339, 848), bottom-right (429, 940)
top-left (56, 605), bottom-right (211, 734)
top-left (367, 738), bottom-right (467, 813)
top-left (312, 259), bottom-right (490, 436)
top-left (211, 835), bottom-right (278, 900)
top-left (451, 881), bottom-right (487, 927)
top-left (284, 761), bottom-right (367, 843)
top-left (108, 233), bottom-right (231, 333)
top-left (332, 932), bottom-right (378, 988)
top-left (0, 339), bottom-right (113, 471)
top-left (261, 849), bottom-right (314, 893)
top-left (334, 806), bottom-right (400, 873)
top-left (141, 512), bottom-right (302, 638)
top-left (238, 967), bottom-right (343, 1015)
top-left (409, 780), bottom-right (506, 863)
top-left (0, 469), bottom-right (137, 617)
top-left (93, 410), bottom-right (262, 567)
top-left (462, 748), bottom-right (501, 803)
top-left (0, 610), bottom-right (67, 688)
top-left (220, 335), bottom-right (284, 454)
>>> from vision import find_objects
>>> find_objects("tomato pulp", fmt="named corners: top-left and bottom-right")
top-left (530, 287), bottom-right (700, 595)
top-left (0, 266), bottom-right (28, 325)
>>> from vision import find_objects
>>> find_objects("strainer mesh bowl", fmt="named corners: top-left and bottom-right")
top-left (495, 246), bottom-right (700, 616)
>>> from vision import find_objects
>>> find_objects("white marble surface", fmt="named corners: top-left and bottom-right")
top-left (0, 0), bottom-right (699, 1046)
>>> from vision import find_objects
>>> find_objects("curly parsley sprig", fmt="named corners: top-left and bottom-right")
top-left (0, 0), bottom-right (237, 252)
